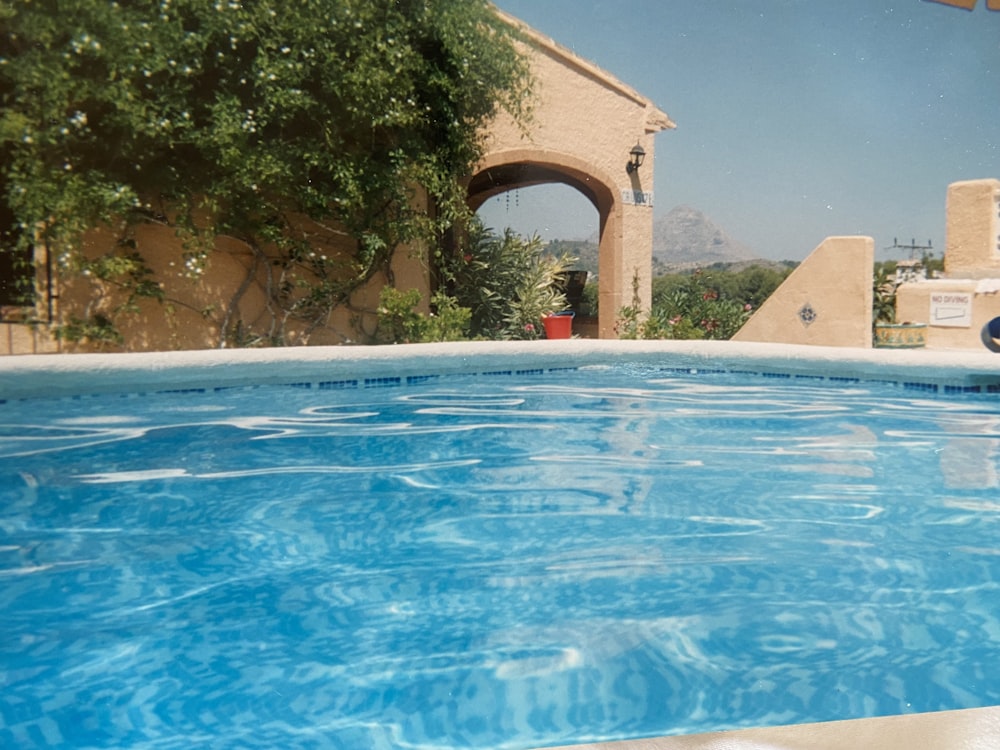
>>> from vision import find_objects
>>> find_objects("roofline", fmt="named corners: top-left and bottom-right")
top-left (494, 7), bottom-right (677, 133)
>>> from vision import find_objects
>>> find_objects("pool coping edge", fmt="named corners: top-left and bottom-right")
top-left (2, 340), bottom-right (1000, 400)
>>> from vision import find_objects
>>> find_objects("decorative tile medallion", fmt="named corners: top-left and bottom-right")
top-left (798, 303), bottom-right (817, 327)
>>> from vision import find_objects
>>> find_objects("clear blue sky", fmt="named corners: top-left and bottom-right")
top-left (482, 0), bottom-right (1000, 261)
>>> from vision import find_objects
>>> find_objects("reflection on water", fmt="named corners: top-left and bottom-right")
top-left (1, 369), bottom-right (999, 749)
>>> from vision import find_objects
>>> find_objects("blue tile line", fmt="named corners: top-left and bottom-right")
top-left (4, 363), bottom-right (1000, 404)
top-left (364, 376), bottom-right (403, 388)
top-left (318, 379), bottom-right (359, 390)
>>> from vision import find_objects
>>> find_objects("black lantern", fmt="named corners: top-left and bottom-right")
top-left (626, 142), bottom-right (645, 174)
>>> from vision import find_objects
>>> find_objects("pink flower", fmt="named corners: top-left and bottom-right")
top-left (524, 323), bottom-right (535, 332)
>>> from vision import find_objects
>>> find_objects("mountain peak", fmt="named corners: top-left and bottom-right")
top-left (559, 205), bottom-right (763, 275)
top-left (653, 205), bottom-right (758, 271)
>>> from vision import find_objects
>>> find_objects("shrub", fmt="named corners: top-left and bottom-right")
top-left (617, 269), bottom-right (753, 340)
top-left (443, 221), bottom-right (574, 339)
top-left (375, 287), bottom-right (471, 344)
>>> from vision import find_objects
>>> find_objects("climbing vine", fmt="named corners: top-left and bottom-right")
top-left (0, 0), bottom-right (533, 347)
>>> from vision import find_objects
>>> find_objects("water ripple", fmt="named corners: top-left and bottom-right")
top-left (77, 459), bottom-right (481, 484)
top-left (3, 369), bottom-right (1000, 749)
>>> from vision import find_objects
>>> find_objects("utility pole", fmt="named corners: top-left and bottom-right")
top-left (886, 238), bottom-right (935, 282)
top-left (888, 238), bottom-right (933, 260)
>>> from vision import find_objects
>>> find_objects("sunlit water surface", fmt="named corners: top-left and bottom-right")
top-left (2, 366), bottom-right (1000, 749)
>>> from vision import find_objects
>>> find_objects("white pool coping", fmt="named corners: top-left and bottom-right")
top-left (2, 340), bottom-right (1000, 400)
top-left (3, 340), bottom-right (1000, 749)
top-left (539, 704), bottom-right (1000, 750)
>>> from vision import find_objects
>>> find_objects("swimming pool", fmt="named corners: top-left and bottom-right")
top-left (2, 341), bottom-right (1000, 749)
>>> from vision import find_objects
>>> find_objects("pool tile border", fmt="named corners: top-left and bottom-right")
top-left (3, 340), bottom-right (1000, 403)
top-left (4, 359), bottom-right (999, 407)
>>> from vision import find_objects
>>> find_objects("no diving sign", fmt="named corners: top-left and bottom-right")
top-left (930, 292), bottom-right (972, 327)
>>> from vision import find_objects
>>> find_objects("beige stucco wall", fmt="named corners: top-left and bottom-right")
top-left (895, 278), bottom-right (1000, 349)
top-left (0, 322), bottom-right (60, 355)
top-left (733, 236), bottom-right (875, 348)
top-left (939, 178), bottom-right (1000, 278)
top-left (44, 209), bottom-right (430, 353)
top-left (737, 178), bottom-right (1000, 352)
top-left (475, 12), bottom-right (673, 338)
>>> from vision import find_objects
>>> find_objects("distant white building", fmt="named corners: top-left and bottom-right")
top-left (894, 259), bottom-right (925, 283)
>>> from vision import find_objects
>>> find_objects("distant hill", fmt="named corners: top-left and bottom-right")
top-left (652, 205), bottom-right (757, 273)
top-left (544, 204), bottom-right (779, 276)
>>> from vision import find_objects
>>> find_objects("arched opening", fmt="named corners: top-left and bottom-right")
top-left (476, 184), bottom-right (599, 335)
top-left (466, 153), bottom-right (626, 338)
top-left (476, 184), bottom-right (596, 245)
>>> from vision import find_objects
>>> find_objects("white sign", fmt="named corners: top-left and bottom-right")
top-left (929, 292), bottom-right (973, 328)
top-left (621, 189), bottom-right (654, 207)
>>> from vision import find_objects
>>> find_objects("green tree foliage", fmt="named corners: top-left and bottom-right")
top-left (442, 221), bottom-right (573, 339)
top-left (650, 264), bottom-right (792, 310)
top-left (0, 200), bottom-right (33, 308)
top-left (710, 264), bottom-right (793, 308)
top-left (0, 0), bottom-right (532, 345)
top-left (873, 263), bottom-right (900, 327)
top-left (372, 222), bottom-right (573, 343)
top-left (374, 286), bottom-right (471, 344)
top-left (619, 264), bottom-right (792, 340)
top-left (923, 252), bottom-right (944, 277)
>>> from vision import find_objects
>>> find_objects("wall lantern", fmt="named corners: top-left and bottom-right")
top-left (626, 142), bottom-right (645, 174)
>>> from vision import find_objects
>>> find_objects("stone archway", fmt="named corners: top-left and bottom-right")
top-left (467, 149), bottom-right (617, 336)
top-left (471, 11), bottom-right (675, 338)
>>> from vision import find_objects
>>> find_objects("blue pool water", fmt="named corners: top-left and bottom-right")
top-left (2, 364), bottom-right (1000, 749)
